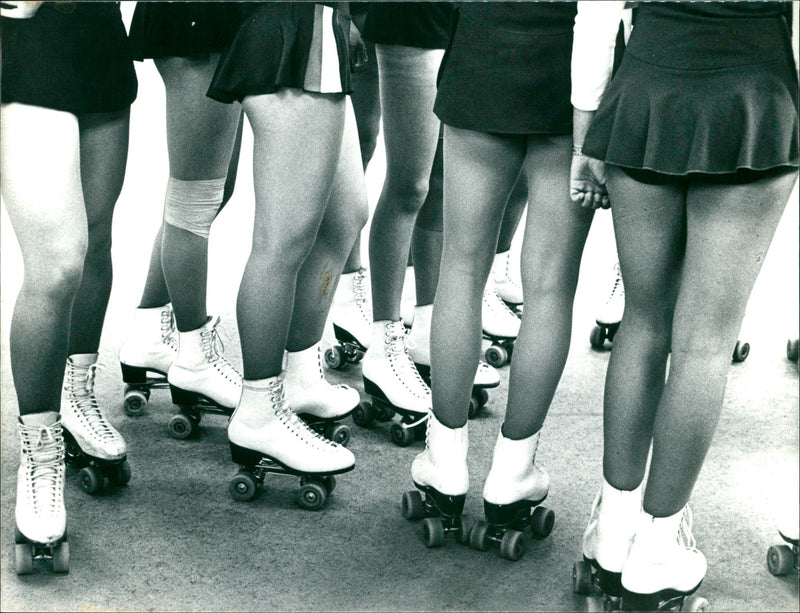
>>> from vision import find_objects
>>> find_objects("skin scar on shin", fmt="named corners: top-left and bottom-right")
top-left (319, 271), bottom-right (333, 296)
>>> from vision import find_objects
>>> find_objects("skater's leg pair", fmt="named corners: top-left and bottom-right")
top-left (3, 101), bottom-right (131, 566)
top-left (229, 89), bottom-right (363, 476)
top-left (584, 167), bottom-right (797, 608)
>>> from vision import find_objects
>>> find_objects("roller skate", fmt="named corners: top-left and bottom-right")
top-left (166, 316), bottom-right (242, 439)
top-left (407, 304), bottom-right (498, 418)
top-left (767, 502), bottom-right (799, 576)
top-left (731, 339), bottom-right (750, 363)
top-left (590, 263), bottom-right (624, 350)
top-left (15, 412), bottom-right (69, 574)
top-left (787, 338), bottom-right (799, 363)
top-left (482, 285), bottom-right (520, 368)
top-left (620, 506), bottom-right (709, 611)
top-left (325, 268), bottom-right (371, 370)
top-left (62, 354), bottom-right (130, 495)
top-left (119, 304), bottom-right (177, 416)
top-left (573, 480), bottom-right (643, 610)
top-left (493, 249), bottom-right (523, 315)
top-left (286, 342), bottom-right (358, 446)
top-left (358, 320), bottom-right (431, 446)
top-left (469, 430), bottom-right (554, 561)
top-left (401, 414), bottom-right (472, 547)
top-left (227, 375), bottom-right (355, 510)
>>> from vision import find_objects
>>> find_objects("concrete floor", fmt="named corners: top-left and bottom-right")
top-left (2, 45), bottom-right (799, 612)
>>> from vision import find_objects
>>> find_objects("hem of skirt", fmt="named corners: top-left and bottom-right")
top-left (0, 95), bottom-right (136, 115)
top-left (585, 152), bottom-right (800, 176)
top-left (207, 85), bottom-right (349, 104)
top-left (437, 116), bottom-right (571, 136)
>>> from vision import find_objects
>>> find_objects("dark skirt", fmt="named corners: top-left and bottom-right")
top-left (128, 1), bottom-right (249, 60)
top-left (584, 4), bottom-right (799, 175)
top-left (0, 2), bottom-right (137, 114)
top-left (207, 3), bottom-right (353, 103)
top-left (363, 2), bottom-right (455, 50)
top-left (434, 3), bottom-right (576, 135)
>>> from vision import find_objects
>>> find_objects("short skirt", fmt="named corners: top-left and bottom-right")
top-left (0, 2), bottom-right (137, 114)
top-left (583, 55), bottom-right (799, 175)
top-left (207, 3), bottom-right (353, 103)
top-left (363, 2), bottom-right (455, 50)
top-left (128, 1), bottom-right (248, 60)
top-left (434, 3), bottom-right (576, 135)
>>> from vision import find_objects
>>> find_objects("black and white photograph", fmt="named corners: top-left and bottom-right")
top-left (1, 1), bottom-right (798, 611)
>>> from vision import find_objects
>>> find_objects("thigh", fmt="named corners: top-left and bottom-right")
top-left (606, 166), bottom-right (687, 314)
top-left (156, 55), bottom-right (243, 180)
top-left (674, 170), bottom-right (798, 353)
top-left (377, 45), bottom-right (443, 186)
top-left (77, 108), bottom-right (130, 230)
top-left (442, 126), bottom-right (524, 269)
top-left (521, 135), bottom-right (593, 282)
top-left (1, 103), bottom-right (86, 260)
top-left (243, 89), bottom-right (346, 247)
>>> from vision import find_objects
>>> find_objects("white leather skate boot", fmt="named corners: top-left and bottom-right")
top-left (492, 249), bottom-right (523, 307)
top-left (286, 342), bottom-right (359, 419)
top-left (470, 430), bottom-right (554, 560)
top-left (401, 265), bottom-right (417, 328)
top-left (408, 304), bottom-right (500, 389)
top-left (577, 479), bottom-right (642, 598)
top-left (119, 304), bottom-right (178, 378)
top-left (16, 412), bottom-right (66, 545)
top-left (228, 375), bottom-right (355, 474)
top-left (168, 316), bottom-right (242, 410)
top-left (621, 505), bottom-right (708, 610)
top-left (482, 285), bottom-right (521, 339)
top-left (329, 268), bottom-right (372, 352)
top-left (62, 354), bottom-right (126, 461)
top-left (597, 262), bottom-right (625, 327)
top-left (362, 320), bottom-right (431, 416)
top-left (411, 413), bottom-right (469, 496)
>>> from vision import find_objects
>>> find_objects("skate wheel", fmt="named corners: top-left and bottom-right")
top-left (767, 543), bottom-right (795, 576)
top-left (732, 340), bottom-right (749, 363)
top-left (530, 506), bottom-right (555, 539)
top-left (476, 388), bottom-right (489, 408)
top-left (500, 529), bottom-right (525, 561)
top-left (167, 413), bottom-right (194, 440)
top-left (390, 423), bottom-right (414, 447)
top-left (324, 346), bottom-right (345, 370)
top-left (328, 424), bottom-right (351, 447)
top-left (455, 515), bottom-right (474, 546)
top-left (79, 465), bottom-right (103, 495)
top-left (321, 476), bottom-right (336, 495)
top-left (298, 481), bottom-right (327, 511)
top-left (470, 520), bottom-right (491, 551)
top-left (123, 389), bottom-right (148, 417)
top-left (786, 339), bottom-right (799, 362)
top-left (52, 540), bottom-right (70, 573)
top-left (352, 401), bottom-right (375, 428)
top-left (484, 345), bottom-right (508, 368)
top-left (468, 396), bottom-right (481, 419)
top-left (681, 594), bottom-right (709, 612)
top-left (15, 543), bottom-right (33, 575)
top-left (373, 401), bottom-right (395, 422)
top-left (229, 471), bottom-right (258, 502)
top-left (401, 490), bottom-right (425, 521)
top-left (422, 517), bottom-right (444, 548)
top-left (573, 560), bottom-right (593, 595)
top-left (108, 460), bottom-right (132, 487)
top-left (590, 326), bottom-right (606, 349)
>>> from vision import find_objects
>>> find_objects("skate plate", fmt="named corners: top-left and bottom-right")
top-left (356, 378), bottom-right (428, 446)
top-left (121, 362), bottom-right (170, 416)
top-left (168, 385), bottom-right (235, 439)
top-left (469, 498), bottom-right (554, 561)
top-left (15, 526), bottom-right (69, 575)
top-left (401, 486), bottom-right (471, 548)
top-left (325, 325), bottom-right (367, 370)
top-left (298, 413), bottom-right (353, 446)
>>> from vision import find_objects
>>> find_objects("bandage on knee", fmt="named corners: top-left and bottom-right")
top-left (163, 176), bottom-right (226, 238)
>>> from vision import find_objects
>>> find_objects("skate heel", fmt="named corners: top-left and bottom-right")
top-left (121, 362), bottom-right (150, 384)
top-left (298, 414), bottom-right (352, 446)
top-left (169, 384), bottom-right (201, 407)
top-left (62, 429), bottom-right (131, 495)
top-left (229, 442), bottom-right (265, 468)
top-left (470, 499), bottom-right (555, 561)
top-left (326, 325), bottom-right (368, 370)
top-left (401, 485), bottom-right (471, 548)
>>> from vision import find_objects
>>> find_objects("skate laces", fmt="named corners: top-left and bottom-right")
top-left (161, 306), bottom-right (178, 350)
top-left (18, 422), bottom-right (65, 514)
top-left (353, 268), bottom-right (371, 321)
top-left (384, 322), bottom-right (430, 398)
top-left (484, 288), bottom-right (518, 320)
top-left (269, 379), bottom-right (338, 449)
top-left (606, 263), bottom-right (625, 304)
top-left (65, 362), bottom-right (119, 442)
top-left (677, 505), bottom-right (698, 551)
top-left (201, 318), bottom-right (241, 382)
top-left (314, 346), bottom-right (350, 392)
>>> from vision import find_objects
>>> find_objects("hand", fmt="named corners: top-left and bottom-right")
top-left (570, 153), bottom-right (610, 209)
top-left (349, 21), bottom-right (369, 71)
top-left (0, 1), bottom-right (43, 18)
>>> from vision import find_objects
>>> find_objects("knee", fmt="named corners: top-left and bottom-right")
top-left (382, 176), bottom-right (430, 215)
top-left (25, 239), bottom-right (87, 299)
top-left (253, 222), bottom-right (318, 266)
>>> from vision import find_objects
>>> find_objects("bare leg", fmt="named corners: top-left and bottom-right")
top-left (1, 104), bottom-right (86, 415)
top-left (412, 131), bottom-right (445, 307)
